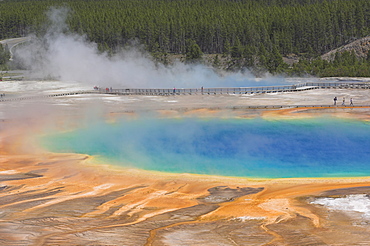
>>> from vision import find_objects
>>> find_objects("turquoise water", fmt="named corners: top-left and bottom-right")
top-left (40, 117), bottom-right (370, 178)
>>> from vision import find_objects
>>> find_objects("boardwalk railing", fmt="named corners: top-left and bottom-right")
top-left (98, 82), bottom-right (370, 96)
top-left (1, 81), bottom-right (370, 102)
top-left (100, 84), bottom-right (319, 96)
top-left (0, 91), bottom-right (97, 102)
top-left (304, 82), bottom-right (370, 89)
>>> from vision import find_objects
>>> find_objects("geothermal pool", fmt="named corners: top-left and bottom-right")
top-left (41, 117), bottom-right (370, 178)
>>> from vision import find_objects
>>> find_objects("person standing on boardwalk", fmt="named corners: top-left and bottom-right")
top-left (350, 98), bottom-right (353, 106)
top-left (333, 96), bottom-right (337, 105)
top-left (342, 97), bottom-right (345, 105)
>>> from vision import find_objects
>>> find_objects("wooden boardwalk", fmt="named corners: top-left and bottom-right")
top-left (1, 81), bottom-right (369, 102)
top-left (97, 81), bottom-right (370, 96)
top-left (0, 91), bottom-right (97, 102)
top-left (101, 84), bottom-right (319, 96)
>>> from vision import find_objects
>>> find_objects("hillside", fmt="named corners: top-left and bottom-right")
top-left (322, 36), bottom-right (370, 61)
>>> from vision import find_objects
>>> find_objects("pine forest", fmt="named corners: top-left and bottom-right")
top-left (1, 0), bottom-right (370, 76)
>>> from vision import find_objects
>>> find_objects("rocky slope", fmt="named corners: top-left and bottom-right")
top-left (322, 36), bottom-right (370, 61)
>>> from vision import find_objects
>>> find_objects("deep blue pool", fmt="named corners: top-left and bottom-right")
top-left (40, 117), bottom-right (370, 178)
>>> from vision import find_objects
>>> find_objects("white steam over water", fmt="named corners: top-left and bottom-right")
top-left (312, 194), bottom-right (370, 220)
top-left (14, 7), bottom-right (288, 89)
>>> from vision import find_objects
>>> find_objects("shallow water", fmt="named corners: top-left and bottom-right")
top-left (40, 117), bottom-right (370, 178)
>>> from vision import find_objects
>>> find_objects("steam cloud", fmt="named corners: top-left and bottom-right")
top-left (15, 7), bottom-right (287, 89)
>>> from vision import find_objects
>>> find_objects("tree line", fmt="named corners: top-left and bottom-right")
top-left (290, 51), bottom-right (370, 77)
top-left (0, 44), bottom-right (11, 70)
top-left (1, 0), bottom-right (370, 76)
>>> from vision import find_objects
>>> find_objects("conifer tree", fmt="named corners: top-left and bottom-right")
top-left (185, 39), bottom-right (202, 63)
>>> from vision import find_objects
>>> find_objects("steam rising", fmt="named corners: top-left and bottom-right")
top-left (15, 7), bottom-right (287, 88)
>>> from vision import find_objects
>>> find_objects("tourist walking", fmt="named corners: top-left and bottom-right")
top-left (333, 96), bottom-right (337, 105)
top-left (350, 98), bottom-right (353, 106)
top-left (342, 97), bottom-right (345, 105)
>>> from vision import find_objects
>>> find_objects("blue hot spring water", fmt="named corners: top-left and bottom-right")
top-left (40, 117), bottom-right (370, 178)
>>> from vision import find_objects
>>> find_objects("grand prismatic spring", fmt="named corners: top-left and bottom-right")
top-left (2, 79), bottom-right (370, 245)
top-left (41, 117), bottom-right (370, 179)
